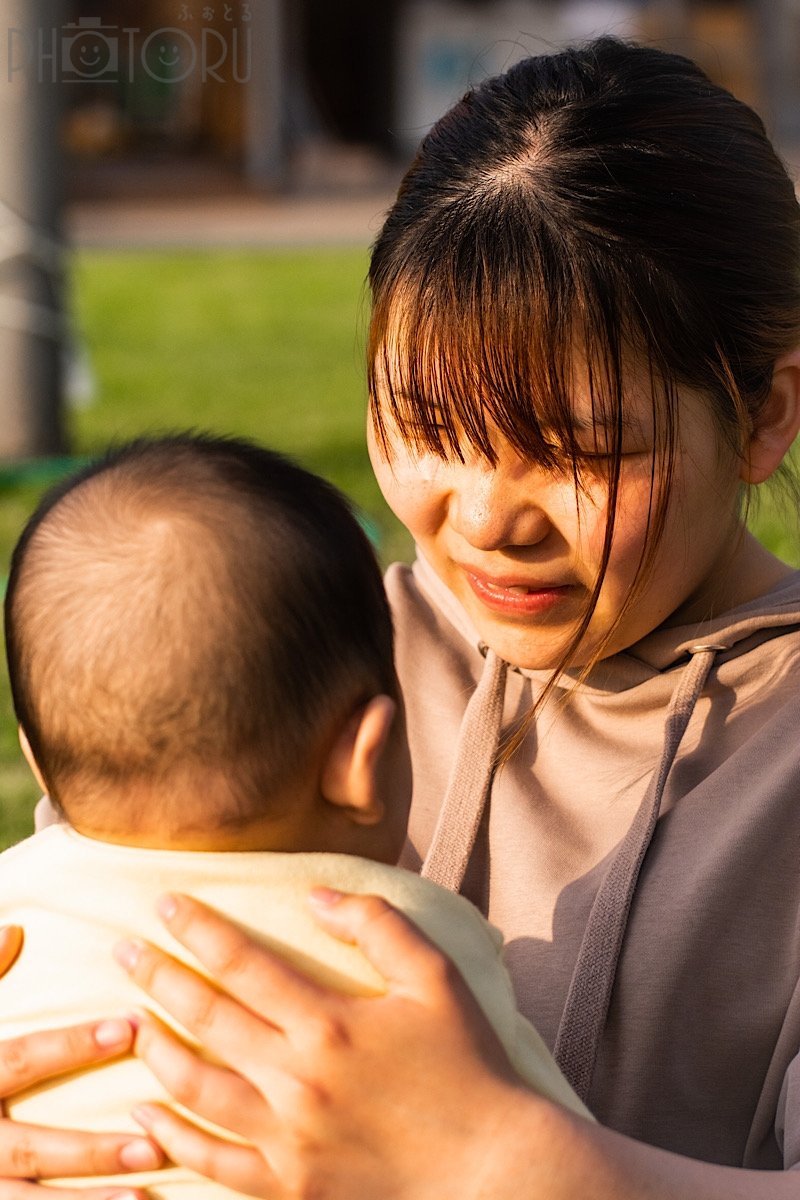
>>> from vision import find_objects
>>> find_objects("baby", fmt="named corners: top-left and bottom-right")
top-left (0, 433), bottom-right (589, 1197)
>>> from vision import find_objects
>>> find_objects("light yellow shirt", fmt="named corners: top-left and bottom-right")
top-left (0, 825), bottom-right (590, 1196)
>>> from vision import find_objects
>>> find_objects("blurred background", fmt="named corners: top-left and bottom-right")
top-left (0, 0), bottom-right (797, 840)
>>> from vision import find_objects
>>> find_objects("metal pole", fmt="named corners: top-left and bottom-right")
top-left (0, 0), bottom-right (66, 458)
top-left (245, 0), bottom-right (286, 189)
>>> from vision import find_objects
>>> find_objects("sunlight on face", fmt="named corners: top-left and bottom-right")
top-left (369, 358), bottom-right (749, 670)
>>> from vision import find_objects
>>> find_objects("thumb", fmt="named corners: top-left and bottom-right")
top-left (308, 889), bottom-right (457, 997)
top-left (0, 925), bottom-right (22, 977)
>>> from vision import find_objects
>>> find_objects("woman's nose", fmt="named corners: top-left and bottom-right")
top-left (447, 460), bottom-right (552, 551)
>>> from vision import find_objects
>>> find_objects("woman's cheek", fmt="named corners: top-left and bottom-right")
top-left (369, 439), bottom-right (448, 535)
top-left (567, 468), bottom-right (652, 587)
top-left (592, 468), bottom-right (661, 593)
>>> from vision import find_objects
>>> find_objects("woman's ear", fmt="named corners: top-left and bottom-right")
top-left (741, 349), bottom-right (800, 485)
top-left (18, 726), bottom-right (48, 794)
top-left (319, 696), bottom-right (397, 826)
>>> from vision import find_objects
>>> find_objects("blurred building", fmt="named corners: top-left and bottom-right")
top-left (60, 0), bottom-right (796, 197)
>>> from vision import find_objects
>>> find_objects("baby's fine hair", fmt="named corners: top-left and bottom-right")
top-left (369, 36), bottom-right (800, 684)
top-left (4, 433), bottom-right (396, 825)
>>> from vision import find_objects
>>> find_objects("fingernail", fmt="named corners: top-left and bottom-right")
top-left (132, 1104), bottom-right (158, 1130)
top-left (123, 1009), bottom-right (147, 1033)
top-left (113, 940), bottom-right (143, 972)
top-left (107, 1191), bottom-right (142, 1200)
top-left (119, 1138), bottom-right (162, 1171)
top-left (157, 893), bottom-right (178, 922)
top-left (309, 887), bottom-right (344, 908)
top-left (94, 1018), bottom-right (133, 1048)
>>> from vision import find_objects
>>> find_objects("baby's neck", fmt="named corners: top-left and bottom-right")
top-left (63, 791), bottom-right (381, 857)
top-left (60, 774), bottom-right (326, 854)
top-left (58, 771), bottom-right (403, 863)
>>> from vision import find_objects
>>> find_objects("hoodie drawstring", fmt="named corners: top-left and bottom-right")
top-left (421, 648), bottom-right (507, 889)
top-left (552, 643), bottom-right (725, 1102)
top-left (420, 635), bottom-right (725, 1106)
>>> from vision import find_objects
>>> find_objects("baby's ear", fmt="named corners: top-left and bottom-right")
top-left (319, 696), bottom-right (397, 825)
top-left (742, 349), bottom-right (800, 484)
top-left (18, 726), bottom-right (48, 794)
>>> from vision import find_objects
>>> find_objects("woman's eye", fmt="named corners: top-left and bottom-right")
top-left (426, 411), bottom-right (451, 433)
top-left (396, 426), bottom-right (453, 461)
top-left (574, 446), bottom-right (650, 468)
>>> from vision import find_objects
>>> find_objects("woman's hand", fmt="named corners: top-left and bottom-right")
top-left (0, 927), bottom-right (161, 1200)
top-left (117, 889), bottom-right (541, 1200)
top-left (116, 898), bottom-right (800, 1200)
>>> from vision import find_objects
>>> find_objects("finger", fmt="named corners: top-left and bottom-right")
top-left (0, 1184), bottom-right (146, 1199)
top-left (115, 939), bottom-right (286, 1079)
top-left (156, 894), bottom-right (329, 1028)
top-left (135, 1017), bottom-right (271, 1142)
top-left (0, 1118), bottom-right (162, 1181)
top-left (133, 1104), bottom-right (274, 1199)
top-left (0, 1020), bottom-right (135, 1096)
top-left (308, 889), bottom-right (461, 996)
top-left (0, 929), bottom-right (22, 980)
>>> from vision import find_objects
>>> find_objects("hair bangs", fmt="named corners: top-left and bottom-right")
top-left (369, 196), bottom-right (599, 470)
top-left (370, 198), bottom-right (675, 490)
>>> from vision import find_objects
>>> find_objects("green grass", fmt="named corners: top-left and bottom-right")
top-left (0, 247), bottom-right (797, 847)
top-left (69, 250), bottom-right (407, 540)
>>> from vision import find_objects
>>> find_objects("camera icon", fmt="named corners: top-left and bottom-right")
top-left (61, 17), bottom-right (119, 81)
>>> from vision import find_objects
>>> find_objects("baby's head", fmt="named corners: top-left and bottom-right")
top-left (5, 433), bottom-right (409, 860)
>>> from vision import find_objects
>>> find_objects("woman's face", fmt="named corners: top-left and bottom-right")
top-left (369, 365), bottom-right (750, 670)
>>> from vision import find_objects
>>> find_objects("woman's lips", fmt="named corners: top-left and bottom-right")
top-left (462, 567), bottom-right (573, 615)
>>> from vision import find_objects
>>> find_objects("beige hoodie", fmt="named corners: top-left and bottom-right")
top-left (388, 554), bottom-right (800, 1170)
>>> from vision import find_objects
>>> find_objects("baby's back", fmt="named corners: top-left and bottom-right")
top-left (0, 824), bottom-right (588, 1196)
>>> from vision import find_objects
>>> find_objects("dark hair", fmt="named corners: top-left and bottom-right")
top-left (368, 37), bottom-right (800, 707)
top-left (5, 433), bottom-right (396, 823)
